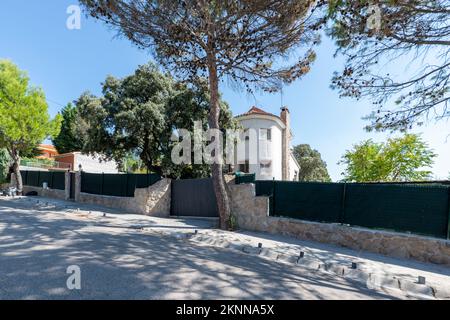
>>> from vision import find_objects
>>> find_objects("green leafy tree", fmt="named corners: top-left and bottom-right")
top-left (77, 63), bottom-right (236, 178)
top-left (80, 0), bottom-right (321, 228)
top-left (340, 134), bottom-right (436, 182)
top-left (121, 154), bottom-right (147, 173)
top-left (0, 148), bottom-right (10, 184)
top-left (77, 63), bottom-right (171, 175)
top-left (162, 80), bottom-right (237, 179)
top-left (340, 140), bottom-right (385, 182)
top-left (53, 103), bottom-right (85, 154)
top-left (292, 144), bottom-right (331, 182)
top-left (0, 60), bottom-right (61, 193)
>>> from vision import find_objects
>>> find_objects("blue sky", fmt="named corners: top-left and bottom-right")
top-left (1, 1), bottom-right (449, 180)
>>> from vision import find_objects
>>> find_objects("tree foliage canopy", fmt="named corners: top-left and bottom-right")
top-left (328, 0), bottom-right (450, 132)
top-left (292, 144), bottom-right (331, 182)
top-left (76, 63), bottom-right (236, 178)
top-left (77, 63), bottom-right (171, 175)
top-left (0, 148), bottom-right (10, 184)
top-left (340, 134), bottom-right (436, 182)
top-left (0, 60), bottom-right (61, 191)
top-left (162, 80), bottom-right (237, 178)
top-left (52, 103), bottom-right (85, 154)
top-left (0, 60), bottom-right (61, 156)
top-left (80, 0), bottom-right (321, 92)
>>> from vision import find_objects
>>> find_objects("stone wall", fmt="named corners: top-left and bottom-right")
top-left (229, 182), bottom-right (450, 267)
top-left (78, 178), bottom-right (171, 217)
top-left (229, 182), bottom-right (271, 230)
top-left (22, 185), bottom-right (67, 201)
top-left (136, 178), bottom-right (172, 217)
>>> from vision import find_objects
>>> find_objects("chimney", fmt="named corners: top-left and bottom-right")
top-left (280, 107), bottom-right (290, 180)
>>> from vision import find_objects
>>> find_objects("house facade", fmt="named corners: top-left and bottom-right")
top-left (233, 106), bottom-right (300, 181)
top-left (54, 152), bottom-right (119, 173)
top-left (36, 144), bottom-right (59, 159)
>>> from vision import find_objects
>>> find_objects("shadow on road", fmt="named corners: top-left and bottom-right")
top-left (0, 198), bottom-right (398, 300)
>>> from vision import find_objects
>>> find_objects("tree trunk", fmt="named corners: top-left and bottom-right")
top-left (11, 154), bottom-right (22, 195)
top-left (207, 54), bottom-right (231, 230)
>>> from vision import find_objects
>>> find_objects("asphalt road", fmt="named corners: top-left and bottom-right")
top-left (0, 197), bottom-right (406, 300)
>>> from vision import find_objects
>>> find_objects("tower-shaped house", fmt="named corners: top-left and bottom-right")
top-left (233, 106), bottom-right (300, 181)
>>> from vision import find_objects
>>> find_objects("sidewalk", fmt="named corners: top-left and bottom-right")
top-left (185, 229), bottom-right (450, 299)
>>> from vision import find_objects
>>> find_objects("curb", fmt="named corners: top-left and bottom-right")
top-left (160, 230), bottom-right (446, 300)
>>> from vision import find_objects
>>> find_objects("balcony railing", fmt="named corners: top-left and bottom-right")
top-left (20, 159), bottom-right (72, 171)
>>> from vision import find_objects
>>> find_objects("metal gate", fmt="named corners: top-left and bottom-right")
top-left (69, 172), bottom-right (76, 200)
top-left (171, 178), bottom-right (218, 217)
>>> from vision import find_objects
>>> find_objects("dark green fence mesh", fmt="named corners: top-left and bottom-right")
top-left (255, 180), bottom-right (274, 196)
top-left (136, 174), bottom-right (161, 188)
top-left (344, 183), bottom-right (449, 238)
top-left (21, 170), bottom-right (66, 190)
top-left (81, 172), bottom-right (103, 195)
top-left (102, 174), bottom-right (130, 197)
top-left (235, 173), bottom-right (256, 185)
top-left (251, 180), bottom-right (450, 239)
top-left (81, 172), bottom-right (161, 197)
top-left (272, 181), bottom-right (344, 223)
top-left (255, 180), bottom-right (275, 214)
top-left (38, 172), bottom-right (50, 187)
top-left (20, 171), bottom-right (161, 196)
top-left (24, 171), bottom-right (39, 187)
top-left (52, 172), bottom-right (66, 190)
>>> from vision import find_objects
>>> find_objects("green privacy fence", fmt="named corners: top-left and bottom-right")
top-left (20, 170), bottom-right (66, 190)
top-left (273, 182), bottom-right (345, 223)
top-left (249, 180), bottom-right (450, 239)
top-left (343, 183), bottom-right (449, 239)
top-left (81, 172), bottom-right (161, 197)
top-left (254, 180), bottom-right (273, 196)
top-left (235, 173), bottom-right (256, 185)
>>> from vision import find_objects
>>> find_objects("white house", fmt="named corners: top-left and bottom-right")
top-left (233, 106), bottom-right (300, 181)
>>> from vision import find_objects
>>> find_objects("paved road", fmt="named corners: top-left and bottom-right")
top-left (0, 197), bottom-right (407, 300)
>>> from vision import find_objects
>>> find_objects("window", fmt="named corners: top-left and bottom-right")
top-left (259, 128), bottom-right (271, 141)
top-left (260, 162), bottom-right (271, 169)
top-left (260, 161), bottom-right (272, 176)
top-left (244, 129), bottom-right (249, 141)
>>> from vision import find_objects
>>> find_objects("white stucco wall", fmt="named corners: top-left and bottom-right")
top-left (74, 153), bottom-right (119, 173)
top-left (236, 118), bottom-right (284, 180)
top-left (289, 153), bottom-right (300, 181)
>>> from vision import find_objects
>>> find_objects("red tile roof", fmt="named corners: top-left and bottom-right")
top-left (236, 106), bottom-right (279, 119)
top-left (38, 144), bottom-right (57, 151)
